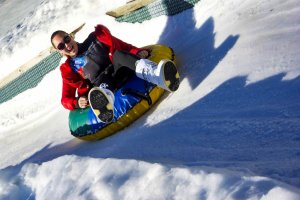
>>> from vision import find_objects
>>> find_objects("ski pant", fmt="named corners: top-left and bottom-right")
top-left (98, 50), bottom-right (141, 91)
top-left (112, 50), bottom-right (140, 72)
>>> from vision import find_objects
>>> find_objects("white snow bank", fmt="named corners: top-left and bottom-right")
top-left (1, 156), bottom-right (298, 200)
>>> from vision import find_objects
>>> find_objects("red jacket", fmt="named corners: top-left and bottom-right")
top-left (60, 24), bottom-right (142, 110)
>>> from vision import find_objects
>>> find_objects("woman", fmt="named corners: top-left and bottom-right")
top-left (51, 24), bottom-right (179, 123)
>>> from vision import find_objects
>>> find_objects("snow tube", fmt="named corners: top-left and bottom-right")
top-left (69, 44), bottom-right (176, 141)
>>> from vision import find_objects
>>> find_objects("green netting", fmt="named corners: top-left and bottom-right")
top-left (116, 0), bottom-right (200, 23)
top-left (0, 52), bottom-right (62, 104)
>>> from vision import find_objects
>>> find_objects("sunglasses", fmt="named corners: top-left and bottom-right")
top-left (57, 35), bottom-right (72, 50)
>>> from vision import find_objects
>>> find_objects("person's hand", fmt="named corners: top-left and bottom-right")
top-left (78, 96), bottom-right (89, 108)
top-left (137, 50), bottom-right (149, 58)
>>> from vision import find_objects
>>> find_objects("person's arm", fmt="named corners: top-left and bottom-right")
top-left (111, 35), bottom-right (142, 55)
top-left (61, 79), bottom-right (78, 110)
top-left (60, 62), bottom-right (90, 110)
top-left (94, 24), bottom-right (147, 57)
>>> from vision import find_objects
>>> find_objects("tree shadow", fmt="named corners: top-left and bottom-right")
top-left (5, 73), bottom-right (299, 189)
top-left (157, 3), bottom-right (239, 90)
top-left (68, 74), bottom-right (298, 187)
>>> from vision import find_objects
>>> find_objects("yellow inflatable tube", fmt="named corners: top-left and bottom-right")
top-left (69, 44), bottom-right (176, 141)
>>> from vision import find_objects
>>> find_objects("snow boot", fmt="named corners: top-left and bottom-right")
top-left (135, 59), bottom-right (180, 92)
top-left (88, 87), bottom-right (115, 123)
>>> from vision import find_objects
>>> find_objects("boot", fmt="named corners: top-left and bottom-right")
top-left (135, 59), bottom-right (180, 92)
top-left (88, 86), bottom-right (115, 123)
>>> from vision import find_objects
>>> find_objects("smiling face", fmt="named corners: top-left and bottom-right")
top-left (52, 32), bottom-right (78, 58)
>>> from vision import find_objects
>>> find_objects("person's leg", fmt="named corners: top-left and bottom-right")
top-left (89, 87), bottom-right (115, 123)
top-left (112, 50), bottom-right (140, 72)
top-left (88, 51), bottom-right (136, 124)
top-left (112, 50), bottom-right (180, 92)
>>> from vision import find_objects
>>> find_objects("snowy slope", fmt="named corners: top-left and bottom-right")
top-left (0, 0), bottom-right (300, 199)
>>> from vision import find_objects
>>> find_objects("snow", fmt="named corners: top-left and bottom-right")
top-left (0, 0), bottom-right (300, 199)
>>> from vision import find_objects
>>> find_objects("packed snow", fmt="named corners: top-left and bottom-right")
top-left (0, 0), bottom-right (299, 199)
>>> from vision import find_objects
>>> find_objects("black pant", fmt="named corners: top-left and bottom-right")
top-left (113, 50), bottom-right (140, 72)
top-left (101, 50), bottom-right (141, 90)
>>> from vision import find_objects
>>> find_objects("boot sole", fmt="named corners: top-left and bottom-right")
top-left (88, 88), bottom-right (114, 123)
top-left (163, 60), bottom-right (180, 92)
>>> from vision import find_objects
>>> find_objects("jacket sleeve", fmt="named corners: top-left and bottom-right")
top-left (61, 79), bottom-right (78, 110)
top-left (60, 62), bottom-right (90, 110)
top-left (94, 24), bottom-right (143, 57)
top-left (111, 35), bottom-right (141, 55)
